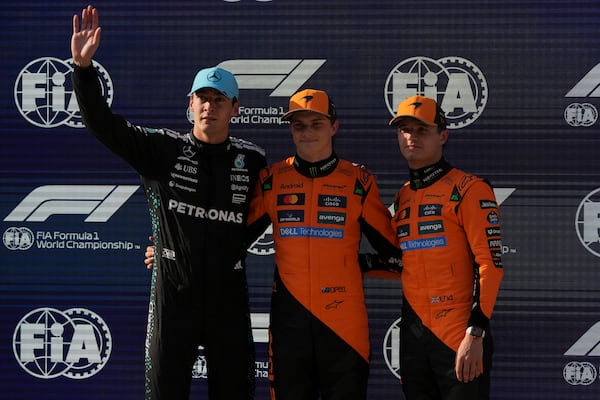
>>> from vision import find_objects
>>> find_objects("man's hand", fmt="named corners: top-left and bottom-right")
top-left (358, 253), bottom-right (402, 274)
top-left (144, 236), bottom-right (155, 270)
top-left (71, 5), bottom-right (102, 68)
top-left (455, 332), bottom-right (484, 382)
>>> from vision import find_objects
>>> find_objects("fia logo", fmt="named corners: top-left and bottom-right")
top-left (13, 307), bottom-right (112, 379)
top-left (382, 317), bottom-right (402, 379)
top-left (575, 188), bottom-right (600, 257)
top-left (384, 56), bottom-right (488, 129)
top-left (14, 57), bottom-right (113, 128)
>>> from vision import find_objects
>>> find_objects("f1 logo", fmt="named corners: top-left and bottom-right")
top-left (565, 321), bottom-right (600, 356)
top-left (217, 59), bottom-right (326, 97)
top-left (566, 63), bottom-right (600, 97)
top-left (4, 185), bottom-right (139, 222)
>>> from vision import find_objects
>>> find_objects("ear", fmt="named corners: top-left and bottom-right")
top-left (331, 119), bottom-right (340, 137)
top-left (439, 128), bottom-right (449, 145)
top-left (188, 95), bottom-right (194, 110)
top-left (231, 101), bottom-right (240, 117)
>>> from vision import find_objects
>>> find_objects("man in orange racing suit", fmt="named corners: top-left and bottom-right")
top-left (245, 89), bottom-right (403, 400)
top-left (389, 95), bottom-right (504, 399)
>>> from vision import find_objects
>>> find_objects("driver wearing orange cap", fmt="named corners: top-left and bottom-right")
top-left (246, 89), bottom-right (402, 400)
top-left (389, 95), bottom-right (504, 400)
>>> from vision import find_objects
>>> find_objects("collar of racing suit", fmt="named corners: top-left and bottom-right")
top-left (187, 131), bottom-right (231, 153)
top-left (409, 157), bottom-right (453, 189)
top-left (293, 152), bottom-right (340, 178)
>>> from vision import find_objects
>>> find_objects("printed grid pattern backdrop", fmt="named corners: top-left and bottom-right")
top-left (1, 1), bottom-right (600, 399)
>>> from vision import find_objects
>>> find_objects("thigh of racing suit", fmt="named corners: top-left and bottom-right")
top-left (399, 305), bottom-right (493, 400)
top-left (314, 321), bottom-right (369, 400)
top-left (269, 273), bottom-right (368, 400)
top-left (203, 309), bottom-right (256, 400)
top-left (145, 284), bottom-right (200, 400)
top-left (146, 275), bottom-right (256, 400)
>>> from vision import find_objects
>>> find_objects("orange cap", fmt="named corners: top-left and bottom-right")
top-left (389, 95), bottom-right (446, 128)
top-left (281, 89), bottom-right (337, 121)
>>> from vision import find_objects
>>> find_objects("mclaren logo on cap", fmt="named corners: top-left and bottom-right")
top-left (301, 95), bottom-right (315, 105)
top-left (207, 71), bottom-right (221, 82)
top-left (410, 101), bottom-right (423, 109)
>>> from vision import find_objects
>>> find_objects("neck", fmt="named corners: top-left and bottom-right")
top-left (193, 128), bottom-right (228, 144)
top-left (293, 153), bottom-right (339, 178)
top-left (408, 158), bottom-right (452, 189)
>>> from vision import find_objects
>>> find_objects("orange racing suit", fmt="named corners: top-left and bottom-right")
top-left (246, 153), bottom-right (402, 399)
top-left (393, 158), bottom-right (504, 399)
top-left (393, 158), bottom-right (503, 351)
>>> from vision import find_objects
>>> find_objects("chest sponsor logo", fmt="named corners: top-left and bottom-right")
top-left (234, 154), bottom-right (245, 169)
top-left (400, 236), bottom-right (447, 251)
top-left (395, 207), bottom-right (410, 221)
top-left (231, 193), bottom-right (247, 205)
top-left (181, 146), bottom-right (197, 161)
top-left (277, 193), bottom-right (305, 206)
top-left (318, 195), bottom-right (347, 208)
top-left (317, 212), bottom-right (346, 225)
top-left (419, 204), bottom-right (442, 217)
top-left (277, 210), bottom-right (304, 223)
top-left (397, 224), bottom-right (410, 238)
top-left (279, 226), bottom-right (344, 239)
top-left (418, 220), bottom-right (444, 234)
top-left (168, 199), bottom-right (243, 223)
top-left (230, 174), bottom-right (250, 183)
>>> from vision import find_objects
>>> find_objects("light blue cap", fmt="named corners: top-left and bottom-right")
top-left (187, 66), bottom-right (239, 100)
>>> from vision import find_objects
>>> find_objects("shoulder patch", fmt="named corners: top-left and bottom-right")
top-left (230, 136), bottom-right (266, 156)
top-left (135, 125), bottom-right (188, 141)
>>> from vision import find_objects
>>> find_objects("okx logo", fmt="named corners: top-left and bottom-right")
top-left (575, 188), bottom-right (600, 257)
top-left (385, 56), bottom-right (488, 129)
top-left (13, 307), bottom-right (112, 379)
top-left (14, 57), bottom-right (113, 128)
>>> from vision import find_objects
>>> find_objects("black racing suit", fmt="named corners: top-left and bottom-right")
top-left (73, 65), bottom-right (267, 400)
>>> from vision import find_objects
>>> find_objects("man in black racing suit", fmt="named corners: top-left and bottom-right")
top-left (71, 6), bottom-right (267, 400)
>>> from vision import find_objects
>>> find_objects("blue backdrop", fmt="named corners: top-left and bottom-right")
top-left (1, 1), bottom-right (600, 399)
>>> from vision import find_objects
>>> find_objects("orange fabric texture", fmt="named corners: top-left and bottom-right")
top-left (281, 89), bottom-right (335, 121)
top-left (248, 157), bottom-right (398, 362)
top-left (393, 168), bottom-right (504, 351)
top-left (389, 95), bottom-right (446, 127)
